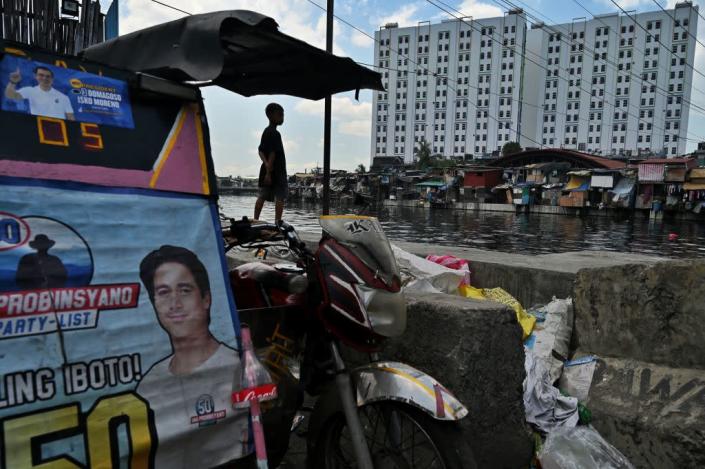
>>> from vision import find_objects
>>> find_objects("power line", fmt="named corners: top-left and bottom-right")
top-left (497, 0), bottom-right (705, 137)
top-left (652, 0), bottom-right (705, 51)
top-left (428, 0), bottom-right (705, 145)
top-left (150, 0), bottom-right (191, 16)
top-left (505, 0), bottom-right (705, 104)
top-left (306, 0), bottom-right (546, 150)
top-left (611, 0), bottom-right (705, 84)
top-left (441, 0), bottom-right (705, 123)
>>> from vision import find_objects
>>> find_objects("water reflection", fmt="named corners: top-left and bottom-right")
top-left (219, 196), bottom-right (705, 259)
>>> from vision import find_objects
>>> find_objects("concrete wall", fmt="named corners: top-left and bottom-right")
top-left (382, 199), bottom-right (705, 220)
top-left (587, 357), bottom-right (705, 469)
top-left (573, 260), bottom-right (705, 468)
top-left (574, 260), bottom-right (705, 369)
top-left (383, 292), bottom-right (533, 468)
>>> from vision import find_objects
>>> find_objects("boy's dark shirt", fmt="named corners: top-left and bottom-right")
top-left (258, 126), bottom-right (286, 187)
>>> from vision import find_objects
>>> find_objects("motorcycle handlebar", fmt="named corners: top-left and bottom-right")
top-left (225, 217), bottom-right (309, 256)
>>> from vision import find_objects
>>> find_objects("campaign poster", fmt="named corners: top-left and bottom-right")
top-left (0, 177), bottom-right (249, 468)
top-left (0, 55), bottom-right (134, 128)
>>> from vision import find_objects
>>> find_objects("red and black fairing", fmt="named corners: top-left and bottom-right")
top-left (229, 262), bottom-right (306, 309)
top-left (314, 237), bottom-right (398, 352)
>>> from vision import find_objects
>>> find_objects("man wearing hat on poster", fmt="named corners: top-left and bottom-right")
top-left (15, 234), bottom-right (68, 290)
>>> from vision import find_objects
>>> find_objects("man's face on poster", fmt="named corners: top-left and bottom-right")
top-left (152, 262), bottom-right (211, 339)
top-left (35, 68), bottom-right (53, 90)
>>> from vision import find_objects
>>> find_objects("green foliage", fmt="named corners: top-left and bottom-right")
top-left (415, 139), bottom-right (432, 169)
top-left (356, 163), bottom-right (366, 174)
top-left (502, 141), bottom-right (522, 156)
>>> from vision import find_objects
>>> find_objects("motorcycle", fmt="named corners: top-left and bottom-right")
top-left (224, 215), bottom-right (476, 468)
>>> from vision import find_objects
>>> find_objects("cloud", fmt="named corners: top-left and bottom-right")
top-left (457, 0), bottom-right (503, 19)
top-left (375, 3), bottom-right (423, 28)
top-left (294, 97), bottom-right (372, 137)
top-left (121, 0), bottom-right (347, 53)
top-left (295, 96), bottom-right (371, 119)
top-left (339, 120), bottom-right (371, 137)
top-left (351, 29), bottom-right (373, 47)
top-left (597, 0), bottom-right (650, 9)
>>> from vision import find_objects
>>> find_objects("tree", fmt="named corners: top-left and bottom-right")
top-left (356, 164), bottom-right (366, 174)
top-left (502, 141), bottom-right (522, 157)
top-left (415, 138), bottom-right (432, 169)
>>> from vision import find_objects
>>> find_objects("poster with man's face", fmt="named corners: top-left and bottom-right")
top-left (0, 178), bottom-right (248, 468)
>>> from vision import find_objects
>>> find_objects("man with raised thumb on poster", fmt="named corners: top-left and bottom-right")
top-left (136, 245), bottom-right (250, 468)
top-left (4, 65), bottom-right (75, 120)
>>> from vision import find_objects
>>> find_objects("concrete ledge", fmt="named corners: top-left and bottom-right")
top-left (574, 260), bottom-right (705, 369)
top-left (382, 200), bottom-right (705, 220)
top-left (382, 292), bottom-right (532, 469)
top-left (587, 356), bottom-right (705, 469)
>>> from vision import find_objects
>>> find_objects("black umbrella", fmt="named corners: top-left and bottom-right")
top-left (80, 10), bottom-right (384, 100)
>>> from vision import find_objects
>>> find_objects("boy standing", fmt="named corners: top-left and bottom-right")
top-left (254, 103), bottom-right (287, 222)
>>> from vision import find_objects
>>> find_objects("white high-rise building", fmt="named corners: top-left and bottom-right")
top-left (370, 2), bottom-right (699, 164)
top-left (371, 9), bottom-right (528, 164)
top-left (521, 2), bottom-right (698, 157)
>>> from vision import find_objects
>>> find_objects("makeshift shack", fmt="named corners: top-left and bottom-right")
top-left (636, 158), bottom-right (695, 210)
top-left (462, 167), bottom-right (503, 202)
top-left (559, 171), bottom-right (591, 208)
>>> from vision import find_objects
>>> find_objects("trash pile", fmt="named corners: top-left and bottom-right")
top-left (392, 246), bottom-right (635, 469)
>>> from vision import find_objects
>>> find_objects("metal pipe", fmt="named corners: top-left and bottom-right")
top-left (322, 0), bottom-right (334, 215)
top-left (330, 342), bottom-right (374, 469)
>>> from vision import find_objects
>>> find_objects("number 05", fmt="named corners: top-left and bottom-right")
top-left (80, 123), bottom-right (104, 150)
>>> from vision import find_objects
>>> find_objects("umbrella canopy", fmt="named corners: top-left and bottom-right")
top-left (80, 10), bottom-right (383, 100)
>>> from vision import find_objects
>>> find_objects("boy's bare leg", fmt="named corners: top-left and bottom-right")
top-left (254, 197), bottom-right (265, 220)
top-left (275, 199), bottom-right (284, 222)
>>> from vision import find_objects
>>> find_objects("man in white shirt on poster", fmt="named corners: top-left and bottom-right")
top-left (4, 65), bottom-right (75, 120)
top-left (137, 245), bottom-right (250, 468)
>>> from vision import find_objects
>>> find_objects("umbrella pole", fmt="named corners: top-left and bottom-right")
top-left (322, 0), bottom-right (334, 215)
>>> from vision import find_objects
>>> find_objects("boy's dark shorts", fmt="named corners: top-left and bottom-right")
top-left (259, 181), bottom-right (288, 202)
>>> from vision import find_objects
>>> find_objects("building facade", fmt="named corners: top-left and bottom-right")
top-left (371, 9), bottom-right (528, 164)
top-left (370, 2), bottom-right (698, 164)
top-left (521, 3), bottom-right (697, 158)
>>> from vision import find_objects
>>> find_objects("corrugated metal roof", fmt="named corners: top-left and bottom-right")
top-left (638, 163), bottom-right (665, 182)
top-left (637, 158), bottom-right (695, 165)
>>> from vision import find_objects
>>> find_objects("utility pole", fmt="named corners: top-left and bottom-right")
top-left (322, 0), bottom-right (334, 215)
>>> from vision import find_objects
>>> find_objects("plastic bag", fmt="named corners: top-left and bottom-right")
top-left (425, 254), bottom-right (471, 285)
top-left (460, 285), bottom-right (536, 339)
top-left (525, 298), bottom-right (573, 383)
top-left (559, 355), bottom-right (598, 402)
top-left (539, 425), bottom-right (635, 469)
top-left (391, 245), bottom-right (466, 294)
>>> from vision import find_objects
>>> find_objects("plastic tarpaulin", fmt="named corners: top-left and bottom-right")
top-left (565, 176), bottom-right (590, 191)
top-left (609, 177), bottom-right (635, 205)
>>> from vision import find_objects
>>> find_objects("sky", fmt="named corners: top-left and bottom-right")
top-left (117, 0), bottom-right (705, 177)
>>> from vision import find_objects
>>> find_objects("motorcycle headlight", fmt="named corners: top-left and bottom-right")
top-left (354, 284), bottom-right (407, 337)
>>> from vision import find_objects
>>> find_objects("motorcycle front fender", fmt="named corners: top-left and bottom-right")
top-left (352, 361), bottom-right (468, 421)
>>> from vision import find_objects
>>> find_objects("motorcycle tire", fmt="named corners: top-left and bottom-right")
top-left (308, 399), bottom-right (477, 469)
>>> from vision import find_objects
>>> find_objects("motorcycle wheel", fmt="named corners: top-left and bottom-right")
top-left (310, 401), bottom-right (476, 469)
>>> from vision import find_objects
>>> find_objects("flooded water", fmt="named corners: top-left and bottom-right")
top-left (219, 196), bottom-right (705, 259)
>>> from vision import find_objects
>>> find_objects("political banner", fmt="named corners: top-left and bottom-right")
top-left (0, 55), bottom-right (134, 128)
top-left (0, 176), bottom-right (248, 468)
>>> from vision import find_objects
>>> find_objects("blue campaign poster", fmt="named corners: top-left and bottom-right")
top-left (0, 177), bottom-right (248, 468)
top-left (0, 55), bottom-right (134, 128)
